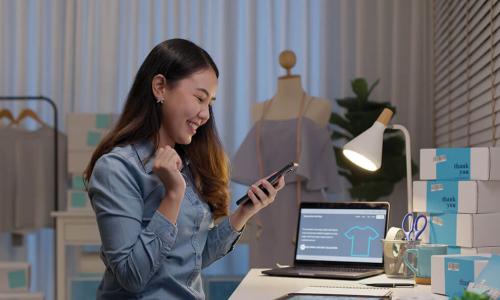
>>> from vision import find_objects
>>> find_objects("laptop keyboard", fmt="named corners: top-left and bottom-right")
top-left (293, 266), bottom-right (374, 273)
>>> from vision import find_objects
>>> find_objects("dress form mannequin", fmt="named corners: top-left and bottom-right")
top-left (252, 50), bottom-right (331, 127)
top-left (232, 50), bottom-right (339, 267)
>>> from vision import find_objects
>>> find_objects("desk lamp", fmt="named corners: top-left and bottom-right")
top-left (342, 108), bottom-right (413, 213)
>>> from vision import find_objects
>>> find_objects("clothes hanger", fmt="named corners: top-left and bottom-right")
top-left (15, 108), bottom-right (47, 127)
top-left (0, 108), bottom-right (16, 126)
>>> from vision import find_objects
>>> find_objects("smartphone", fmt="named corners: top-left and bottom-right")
top-left (235, 162), bottom-right (299, 206)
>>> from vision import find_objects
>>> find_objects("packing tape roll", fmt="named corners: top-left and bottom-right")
top-left (386, 227), bottom-right (405, 241)
top-left (384, 227), bottom-right (405, 259)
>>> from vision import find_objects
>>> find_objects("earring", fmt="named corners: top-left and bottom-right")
top-left (156, 97), bottom-right (165, 104)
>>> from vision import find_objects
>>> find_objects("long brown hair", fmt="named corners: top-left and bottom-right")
top-left (84, 39), bottom-right (230, 219)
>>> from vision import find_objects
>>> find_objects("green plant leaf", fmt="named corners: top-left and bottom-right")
top-left (331, 131), bottom-right (352, 141)
top-left (382, 135), bottom-right (405, 155)
top-left (452, 291), bottom-right (490, 300)
top-left (351, 78), bottom-right (369, 102)
top-left (336, 97), bottom-right (361, 110)
top-left (367, 79), bottom-right (380, 97)
top-left (336, 98), bottom-right (393, 112)
top-left (330, 113), bottom-right (353, 133)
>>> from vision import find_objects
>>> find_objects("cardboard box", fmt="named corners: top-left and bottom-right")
top-left (78, 252), bottom-right (105, 274)
top-left (68, 174), bottom-right (86, 190)
top-left (67, 128), bottom-right (109, 152)
top-left (448, 246), bottom-right (500, 255)
top-left (0, 293), bottom-right (44, 300)
top-left (67, 190), bottom-right (92, 211)
top-left (426, 213), bottom-right (500, 247)
top-left (0, 262), bottom-right (30, 293)
top-left (68, 151), bottom-right (93, 174)
top-left (432, 254), bottom-right (490, 298)
top-left (420, 147), bottom-right (500, 180)
top-left (413, 180), bottom-right (500, 213)
top-left (68, 276), bottom-right (101, 300)
top-left (67, 113), bottom-right (118, 131)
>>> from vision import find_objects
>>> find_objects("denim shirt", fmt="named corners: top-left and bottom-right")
top-left (88, 140), bottom-right (242, 299)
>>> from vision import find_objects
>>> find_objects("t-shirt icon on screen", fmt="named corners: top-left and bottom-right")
top-left (344, 226), bottom-right (380, 257)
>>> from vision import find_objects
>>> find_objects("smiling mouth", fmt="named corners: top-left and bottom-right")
top-left (187, 121), bottom-right (199, 132)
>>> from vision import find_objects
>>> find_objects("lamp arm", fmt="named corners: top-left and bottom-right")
top-left (387, 124), bottom-right (413, 213)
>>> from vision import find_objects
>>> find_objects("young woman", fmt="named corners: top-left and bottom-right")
top-left (84, 39), bottom-right (285, 299)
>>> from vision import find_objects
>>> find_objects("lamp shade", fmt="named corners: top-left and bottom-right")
top-left (342, 121), bottom-right (386, 171)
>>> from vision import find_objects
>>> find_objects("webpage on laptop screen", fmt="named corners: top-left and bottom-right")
top-left (296, 208), bottom-right (386, 263)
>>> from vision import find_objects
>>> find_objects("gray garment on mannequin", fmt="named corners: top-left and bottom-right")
top-left (0, 126), bottom-right (67, 232)
top-left (231, 118), bottom-right (340, 268)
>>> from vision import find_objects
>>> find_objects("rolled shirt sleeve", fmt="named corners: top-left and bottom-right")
top-left (201, 216), bottom-right (243, 268)
top-left (89, 153), bottom-right (177, 294)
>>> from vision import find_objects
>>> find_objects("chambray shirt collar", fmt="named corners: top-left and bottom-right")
top-left (132, 139), bottom-right (190, 174)
top-left (132, 139), bottom-right (155, 174)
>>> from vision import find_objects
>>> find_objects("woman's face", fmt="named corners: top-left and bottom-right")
top-left (160, 68), bottom-right (218, 146)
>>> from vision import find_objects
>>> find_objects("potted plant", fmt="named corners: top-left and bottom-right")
top-left (330, 78), bottom-right (418, 201)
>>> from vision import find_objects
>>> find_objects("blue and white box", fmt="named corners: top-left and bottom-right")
top-left (0, 262), bottom-right (30, 293)
top-left (420, 147), bottom-right (500, 180)
top-left (432, 254), bottom-right (491, 298)
top-left (413, 181), bottom-right (500, 213)
top-left (426, 213), bottom-right (500, 247)
top-left (448, 246), bottom-right (500, 255)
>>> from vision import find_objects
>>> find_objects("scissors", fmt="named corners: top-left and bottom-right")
top-left (401, 213), bottom-right (427, 241)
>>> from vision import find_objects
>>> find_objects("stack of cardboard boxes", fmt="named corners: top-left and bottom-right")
top-left (65, 113), bottom-right (117, 299)
top-left (0, 262), bottom-right (43, 299)
top-left (413, 147), bottom-right (500, 297)
top-left (67, 114), bottom-right (118, 211)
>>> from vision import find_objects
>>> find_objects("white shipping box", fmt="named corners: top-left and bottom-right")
top-left (413, 180), bottom-right (500, 213)
top-left (432, 254), bottom-right (490, 298)
top-left (420, 147), bottom-right (500, 180)
top-left (67, 190), bottom-right (92, 211)
top-left (425, 213), bottom-right (500, 247)
top-left (0, 293), bottom-right (43, 300)
top-left (0, 262), bottom-right (30, 293)
top-left (68, 151), bottom-right (93, 174)
top-left (448, 246), bottom-right (500, 255)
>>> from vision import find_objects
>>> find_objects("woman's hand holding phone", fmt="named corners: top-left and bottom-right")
top-left (229, 175), bottom-right (286, 231)
top-left (235, 162), bottom-right (298, 206)
top-left (229, 162), bottom-right (297, 231)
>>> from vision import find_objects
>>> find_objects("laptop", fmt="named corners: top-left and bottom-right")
top-left (262, 201), bottom-right (390, 280)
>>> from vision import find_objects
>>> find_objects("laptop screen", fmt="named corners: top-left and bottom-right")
top-left (295, 204), bottom-right (388, 264)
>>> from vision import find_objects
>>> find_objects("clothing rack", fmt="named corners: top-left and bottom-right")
top-left (0, 96), bottom-right (59, 212)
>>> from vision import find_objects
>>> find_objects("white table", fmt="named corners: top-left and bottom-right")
top-left (51, 211), bottom-right (100, 300)
top-left (229, 269), bottom-right (448, 300)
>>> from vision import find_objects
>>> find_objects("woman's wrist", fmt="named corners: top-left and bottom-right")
top-left (157, 194), bottom-right (183, 224)
top-left (229, 207), bottom-right (251, 232)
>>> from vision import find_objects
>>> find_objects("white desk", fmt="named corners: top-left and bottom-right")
top-left (229, 269), bottom-right (448, 300)
top-left (51, 211), bottom-right (100, 300)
